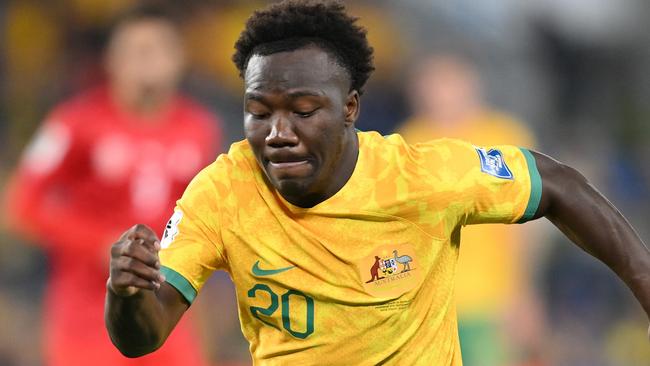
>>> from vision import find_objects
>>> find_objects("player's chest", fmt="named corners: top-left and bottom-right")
top-left (224, 212), bottom-right (449, 301)
top-left (223, 211), bottom-right (454, 342)
top-left (82, 126), bottom-right (202, 184)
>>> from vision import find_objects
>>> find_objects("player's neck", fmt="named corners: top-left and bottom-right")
top-left (112, 86), bottom-right (175, 119)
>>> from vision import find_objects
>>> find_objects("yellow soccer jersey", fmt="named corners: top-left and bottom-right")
top-left (159, 131), bottom-right (542, 365)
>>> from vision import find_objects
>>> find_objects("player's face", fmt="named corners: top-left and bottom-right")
top-left (106, 19), bottom-right (184, 108)
top-left (244, 46), bottom-right (360, 207)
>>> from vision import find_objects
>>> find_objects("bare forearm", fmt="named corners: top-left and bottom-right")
top-left (105, 225), bottom-right (189, 357)
top-left (105, 286), bottom-right (169, 357)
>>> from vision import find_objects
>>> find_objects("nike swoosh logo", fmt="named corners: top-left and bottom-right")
top-left (252, 261), bottom-right (295, 276)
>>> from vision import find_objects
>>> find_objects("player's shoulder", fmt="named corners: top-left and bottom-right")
top-left (368, 131), bottom-right (475, 161)
top-left (47, 87), bottom-right (108, 126)
top-left (358, 130), bottom-right (409, 145)
top-left (357, 130), bottom-right (414, 157)
top-left (181, 139), bottom-right (257, 207)
top-left (361, 130), bottom-right (472, 151)
top-left (196, 139), bottom-right (256, 182)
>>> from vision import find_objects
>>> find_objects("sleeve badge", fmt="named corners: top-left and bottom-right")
top-left (161, 210), bottom-right (183, 249)
top-left (475, 147), bottom-right (514, 180)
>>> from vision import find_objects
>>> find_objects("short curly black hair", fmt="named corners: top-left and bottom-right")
top-left (233, 0), bottom-right (375, 94)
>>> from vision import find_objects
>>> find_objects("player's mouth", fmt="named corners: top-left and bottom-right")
top-left (265, 156), bottom-right (314, 178)
top-left (269, 160), bottom-right (309, 169)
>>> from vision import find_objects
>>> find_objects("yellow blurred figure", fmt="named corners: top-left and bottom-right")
top-left (398, 54), bottom-right (543, 366)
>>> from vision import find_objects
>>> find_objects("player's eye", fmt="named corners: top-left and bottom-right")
top-left (294, 108), bottom-right (319, 118)
top-left (249, 111), bottom-right (270, 120)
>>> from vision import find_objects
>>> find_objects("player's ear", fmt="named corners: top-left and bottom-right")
top-left (344, 90), bottom-right (360, 127)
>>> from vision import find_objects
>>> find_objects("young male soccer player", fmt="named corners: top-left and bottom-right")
top-left (105, 1), bottom-right (649, 364)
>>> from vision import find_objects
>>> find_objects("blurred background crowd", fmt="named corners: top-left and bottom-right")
top-left (0, 0), bottom-right (649, 365)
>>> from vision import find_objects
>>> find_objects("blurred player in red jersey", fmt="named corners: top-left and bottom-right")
top-left (3, 3), bottom-right (221, 366)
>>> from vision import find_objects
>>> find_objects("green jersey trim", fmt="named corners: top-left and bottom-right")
top-left (517, 148), bottom-right (542, 223)
top-left (161, 266), bottom-right (197, 304)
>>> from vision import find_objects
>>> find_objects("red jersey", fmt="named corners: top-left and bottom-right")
top-left (5, 87), bottom-right (221, 366)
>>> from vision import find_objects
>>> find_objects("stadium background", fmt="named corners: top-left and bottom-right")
top-left (0, 0), bottom-right (649, 365)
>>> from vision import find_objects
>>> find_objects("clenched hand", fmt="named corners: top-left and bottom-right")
top-left (107, 224), bottom-right (166, 297)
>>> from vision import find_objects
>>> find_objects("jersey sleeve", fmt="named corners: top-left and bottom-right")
top-left (158, 162), bottom-right (228, 304)
top-left (420, 138), bottom-right (542, 226)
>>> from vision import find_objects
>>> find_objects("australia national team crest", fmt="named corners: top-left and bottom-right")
top-left (475, 147), bottom-right (513, 180)
top-left (358, 244), bottom-right (422, 297)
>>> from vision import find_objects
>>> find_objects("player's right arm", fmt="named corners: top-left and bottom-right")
top-left (105, 224), bottom-right (189, 358)
top-left (105, 159), bottom-right (228, 356)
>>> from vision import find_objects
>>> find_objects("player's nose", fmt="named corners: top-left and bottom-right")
top-left (265, 114), bottom-right (298, 147)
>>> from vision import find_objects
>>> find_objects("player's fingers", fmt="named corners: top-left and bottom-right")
top-left (129, 238), bottom-right (160, 254)
top-left (119, 240), bottom-right (160, 269)
top-left (141, 237), bottom-right (161, 253)
top-left (118, 257), bottom-right (165, 283)
top-left (127, 224), bottom-right (159, 242)
top-left (117, 228), bottom-right (132, 242)
top-left (111, 272), bottom-right (160, 292)
top-left (139, 225), bottom-right (160, 252)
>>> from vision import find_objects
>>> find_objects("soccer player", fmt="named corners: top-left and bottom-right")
top-left (105, 1), bottom-right (649, 365)
top-left (5, 4), bottom-right (219, 366)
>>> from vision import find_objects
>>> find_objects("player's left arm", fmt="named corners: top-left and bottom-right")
top-left (529, 150), bottom-right (650, 320)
